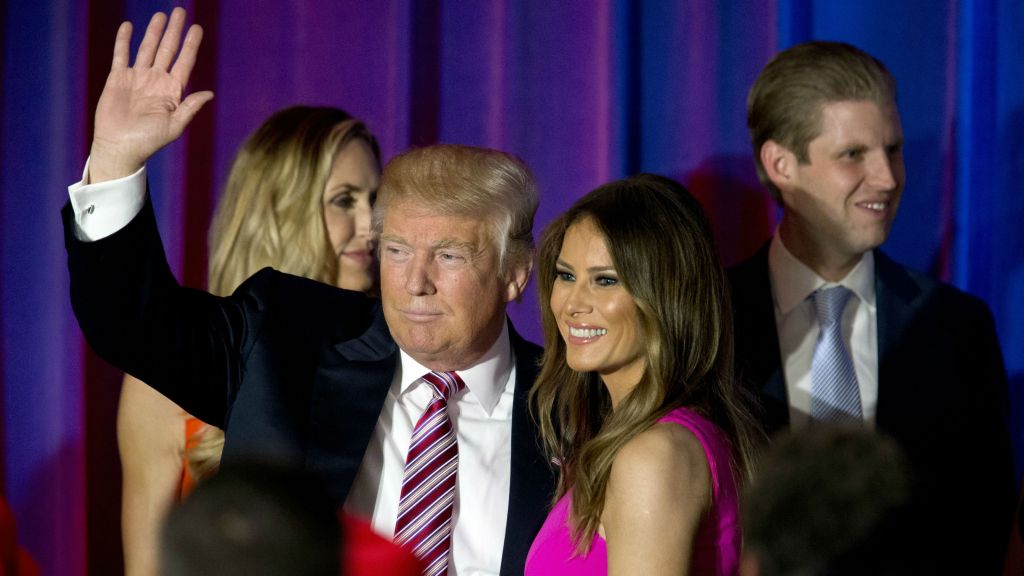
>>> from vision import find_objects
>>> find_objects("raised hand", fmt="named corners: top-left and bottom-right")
top-left (89, 8), bottom-right (214, 183)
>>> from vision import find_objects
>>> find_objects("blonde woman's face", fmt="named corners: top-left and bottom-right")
top-left (322, 139), bottom-right (380, 292)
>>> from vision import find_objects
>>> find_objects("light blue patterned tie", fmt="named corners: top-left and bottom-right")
top-left (810, 286), bottom-right (863, 422)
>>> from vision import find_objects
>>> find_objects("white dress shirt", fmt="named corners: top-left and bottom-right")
top-left (67, 160), bottom-right (147, 240)
top-left (345, 325), bottom-right (515, 576)
top-left (768, 233), bottom-right (879, 429)
top-left (67, 163), bottom-right (516, 575)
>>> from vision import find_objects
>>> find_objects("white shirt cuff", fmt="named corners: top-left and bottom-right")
top-left (68, 157), bottom-right (147, 241)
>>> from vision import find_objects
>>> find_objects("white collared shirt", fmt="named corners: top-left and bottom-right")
top-left (345, 323), bottom-right (515, 576)
top-left (768, 233), bottom-right (879, 428)
top-left (67, 164), bottom-right (516, 575)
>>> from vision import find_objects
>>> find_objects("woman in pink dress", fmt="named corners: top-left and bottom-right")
top-left (526, 174), bottom-right (762, 575)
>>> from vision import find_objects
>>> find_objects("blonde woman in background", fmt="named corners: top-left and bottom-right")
top-left (117, 106), bottom-right (381, 576)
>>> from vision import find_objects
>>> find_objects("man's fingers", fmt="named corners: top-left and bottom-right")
top-left (110, 21), bottom-right (132, 71)
top-left (169, 24), bottom-right (204, 88)
top-left (153, 7), bottom-right (187, 71)
top-left (171, 91), bottom-right (215, 135)
top-left (133, 11), bottom-right (167, 68)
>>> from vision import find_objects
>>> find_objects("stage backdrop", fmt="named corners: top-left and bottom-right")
top-left (3, 1), bottom-right (1022, 573)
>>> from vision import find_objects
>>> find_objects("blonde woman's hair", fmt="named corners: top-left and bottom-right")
top-left (188, 106), bottom-right (380, 481)
top-left (530, 174), bottom-right (763, 553)
top-left (208, 106), bottom-right (381, 295)
top-left (373, 144), bottom-right (538, 283)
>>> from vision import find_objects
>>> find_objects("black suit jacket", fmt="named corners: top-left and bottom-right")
top-left (730, 242), bottom-right (1015, 573)
top-left (64, 198), bottom-right (555, 576)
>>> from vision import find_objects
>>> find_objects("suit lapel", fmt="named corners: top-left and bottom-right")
top-left (733, 247), bottom-right (927, 434)
top-left (730, 243), bottom-right (790, 433)
top-left (500, 323), bottom-right (554, 576)
top-left (306, 313), bottom-right (553, 572)
top-left (873, 250), bottom-right (923, 430)
top-left (307, 306), bottom-right (398, 502)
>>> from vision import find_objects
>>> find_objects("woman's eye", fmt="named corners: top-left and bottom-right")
top-left (555, 271), bottom-right (575, 282)
top-left (330, 194), bottom-right (356, 209)
top-left (595, 276), bottom-right (618, 287)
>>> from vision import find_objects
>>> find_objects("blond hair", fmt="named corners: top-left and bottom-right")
top-left (208, 106), bottom-right (380, 295)
top-left (189, 106), bottom-right (380, 481)
top-left (531, 175), bottom-right (762, 553)
top-left (747, 41), bottom-right (896, 200)
top-left (373, 144), bottom-right (538, 282)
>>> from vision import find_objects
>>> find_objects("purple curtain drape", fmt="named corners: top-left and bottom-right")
top-left (3, 1), bottom-right (1022, 574)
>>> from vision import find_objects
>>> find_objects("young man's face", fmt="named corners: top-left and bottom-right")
top-left (777, 100), bottom-right (905, 278)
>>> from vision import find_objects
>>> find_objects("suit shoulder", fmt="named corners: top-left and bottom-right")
top-left (509, 323), bottom-right (544, 392)
top-left (237, 267), bottom-right (368, 301)
top-left (516, 335), bottom-right (543, 360)
top-left (886, 260), bottom-right (993, 316)
top-left (878, 257), bottom-right (998, 340)
top-left (726, 243), bottom-right (771, 299)
top-left (234, 268), bottom-right (380, 332)
top-left (726, 249), bottom-right (765, 284)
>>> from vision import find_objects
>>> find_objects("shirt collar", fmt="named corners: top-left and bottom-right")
top-left (396, 321), bottom-right (513, 415)
top-left (768, 232), bottom-right (876, 315)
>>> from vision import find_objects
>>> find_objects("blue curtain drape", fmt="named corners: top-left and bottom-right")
top-left (3, 1), bottom-right (1021, 573)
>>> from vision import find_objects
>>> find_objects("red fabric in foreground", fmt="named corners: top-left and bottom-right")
top-left (342, 514), bottom-right (423, 576)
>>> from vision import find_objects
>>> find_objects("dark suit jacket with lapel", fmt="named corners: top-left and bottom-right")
top-left (64, 197), bottom-right (555, 576)
top-left (729, 242), bottom-right (1015, 573)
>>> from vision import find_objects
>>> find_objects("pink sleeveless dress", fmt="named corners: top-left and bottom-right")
top-left (523, 406), bottom-right (741, 575)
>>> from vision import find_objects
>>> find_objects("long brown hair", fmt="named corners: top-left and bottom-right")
top-left (530, 174), bottom-right (761, 552)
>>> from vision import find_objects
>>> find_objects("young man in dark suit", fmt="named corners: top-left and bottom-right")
top-left (64, 9), bottom-right (553, 576)
top-left (730, 40), bottom-right (1014, 572)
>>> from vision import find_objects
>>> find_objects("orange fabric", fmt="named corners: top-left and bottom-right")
top-left (341, 514), bottom-right (423, 576)
top-left (179, 416), bottom-right (207, 499)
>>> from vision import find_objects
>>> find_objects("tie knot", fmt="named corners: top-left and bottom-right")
top-left (813, 285), bottom-right (853, 327)
top-left (422, 371), bottom-right (466, 402)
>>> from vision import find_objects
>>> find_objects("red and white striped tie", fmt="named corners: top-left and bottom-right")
top-left (394, 371), bottom-right (465, 576)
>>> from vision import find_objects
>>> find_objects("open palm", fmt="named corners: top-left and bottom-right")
top-left (90, 8), bottom-right (213, 183)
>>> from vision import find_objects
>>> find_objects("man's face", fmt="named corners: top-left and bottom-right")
top-left (379, 198), bottom-right (521, 371)
top-left (777, 100), bottom-right (905, 279)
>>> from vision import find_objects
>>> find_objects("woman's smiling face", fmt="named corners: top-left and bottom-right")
top-left (550, 217), bottom-right (645, 398)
